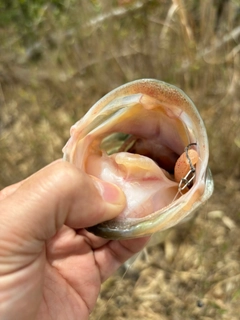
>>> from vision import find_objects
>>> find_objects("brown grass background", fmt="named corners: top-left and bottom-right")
top-left (0, 1), bottom-right (240, 319)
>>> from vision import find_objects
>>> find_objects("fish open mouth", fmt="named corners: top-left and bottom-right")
top-left (63, 79), bottom-right (213, 239)
top-left (84, 93), bottom-right (199, 218)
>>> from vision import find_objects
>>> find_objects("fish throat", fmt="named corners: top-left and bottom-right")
top-left (101, 132), bottom-right (179, 174)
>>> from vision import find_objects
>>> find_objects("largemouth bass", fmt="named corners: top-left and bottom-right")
top-left (63, 79), bottom-right (213, 239)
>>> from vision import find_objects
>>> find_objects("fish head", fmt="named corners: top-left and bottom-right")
top-left (63, 79), bottom-right (214, 239)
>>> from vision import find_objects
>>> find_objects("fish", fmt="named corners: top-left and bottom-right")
top-left (63, 79), bottom-right (214, 239)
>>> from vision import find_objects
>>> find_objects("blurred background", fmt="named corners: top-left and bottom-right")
top-left (0, 0), bottom-right (240, 319)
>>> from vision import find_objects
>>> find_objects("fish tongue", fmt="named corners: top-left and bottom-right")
top-left (113, 152), bottom-right (170, 181)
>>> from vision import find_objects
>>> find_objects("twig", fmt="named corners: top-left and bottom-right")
top-left (172, 0), bottom-right (195, 44)
top-left (202, 26), bottom-right (240, 57)
top-left (159, 3), bottom-right (178, 41)
top-left (87, 1), bottom-right (148, 27)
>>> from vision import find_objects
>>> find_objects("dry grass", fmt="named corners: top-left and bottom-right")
top-left (0, 0), bottom-right (240, 319)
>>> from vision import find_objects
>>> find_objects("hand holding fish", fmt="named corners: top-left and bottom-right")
top-left (0, 161), bottom-right (149, 320)
top-left (0, 79), bottom-right (213, 319)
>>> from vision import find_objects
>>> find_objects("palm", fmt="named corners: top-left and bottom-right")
top-left (36, 226), bottom-right (148, 320)
top-left (37, 226), bottom-right (105, 319)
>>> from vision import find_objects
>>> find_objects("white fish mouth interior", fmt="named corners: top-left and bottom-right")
top-left (85, 104), bottom-right (198, 221)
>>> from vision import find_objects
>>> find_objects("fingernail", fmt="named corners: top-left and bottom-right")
top-left (92, 178), bottom-right (126, 205)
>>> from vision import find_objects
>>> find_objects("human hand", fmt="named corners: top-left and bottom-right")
top-left (0, 161), bottom-right (149, 320)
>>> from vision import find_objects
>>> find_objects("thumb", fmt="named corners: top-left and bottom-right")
top-left (0, 161), bottom-right (126, 256)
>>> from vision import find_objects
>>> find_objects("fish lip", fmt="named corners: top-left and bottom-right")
top-left (63, 79), bottom-right (214, 239)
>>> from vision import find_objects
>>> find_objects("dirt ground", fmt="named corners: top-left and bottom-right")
top-left (0, 1), bottom-right (240, 319)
